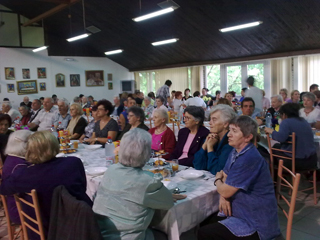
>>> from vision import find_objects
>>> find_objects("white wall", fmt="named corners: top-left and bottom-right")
top-left (0, 48), bottom-right (133, 108)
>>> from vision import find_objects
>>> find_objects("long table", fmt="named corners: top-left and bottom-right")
top-left (66, 146), bottom-right (219, 240)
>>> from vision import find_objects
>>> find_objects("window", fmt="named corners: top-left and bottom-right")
top-left (206, 65), bottom-right (220, 94)
top-left (227, 65), bottom-right (242, 95)
top-left (139, 72), bottom-right (148, 94)
top-left (247, 63), bottom-right (264, 89)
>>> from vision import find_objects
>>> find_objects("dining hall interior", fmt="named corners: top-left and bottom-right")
top-left (0, 0), bottom-right (320, 240)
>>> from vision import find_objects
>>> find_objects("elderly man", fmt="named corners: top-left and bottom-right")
top-left (81, 96), bottom-right (90, 109)
top-left (53, 98), bottom-right (71, 129)
top-left (266, 95), bottom-right (283, 127)
top-left (29, 99), bottom-right (42, 123)
top-left (28, 97), bottom-right (57, 131)
top-left (73, 96), bottom-right (81, 104)
top-left (20, 96), bottom-right (32, 108)
top-left (238, 97), bottom-right (263, 125)
top-left (2, 101), bottom-right (21, 121)
top-left (112, 96), bottom-right (124, 116)
top-left (245, 76), bottom-right (263, 112)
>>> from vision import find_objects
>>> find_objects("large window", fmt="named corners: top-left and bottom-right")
top-left (247, 63), bottom-right (264, 89)
top-left (207, 65), bottom-right (220, 94)
top-left (227, 65), bottom-right (242, 95)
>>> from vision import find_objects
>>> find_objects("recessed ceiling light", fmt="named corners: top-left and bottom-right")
top-left (219, 21), bottom-right (262, 32)
top-left (66, 33), bottom-right (91, 42)
top-left (105, 49), bottom-right (123, 55)
top-left (152, 38), bottom-right (179, 46)
top-left (133, 7), bottom-right (174, 22)
top-left (32, 46), bottom-right (48, 52)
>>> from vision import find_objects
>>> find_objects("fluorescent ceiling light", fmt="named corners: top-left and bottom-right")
top-left (133, 7), bottom-right (174, 22)
top-left (32, 46), bottom-right (48, 52)
top-left (66, 33), bottom-right (91, 42)
top-left (105, 49), bottom-right (123, 55)
top-left (219, 21), bottom-right (262, 32)
top-left (152, 38), bottom-right (178, 46)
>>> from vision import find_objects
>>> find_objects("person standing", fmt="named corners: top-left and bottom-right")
top-left (245, 76), bottom-right (263, 112)
top-left (156, 80), bottom-right (172, 106)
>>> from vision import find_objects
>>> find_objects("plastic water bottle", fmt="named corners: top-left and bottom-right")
top-left (266, 111), bottom-right (272, 128)
top-left (105, 137), bottom-right (115, 166)
top-left (50, 125), bottom-right (58, 138)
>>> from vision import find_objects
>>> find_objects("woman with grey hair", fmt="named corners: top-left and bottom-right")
top-left (93, 128), bottom-right (185, 240)
top-left (299, 92), bottom-right (320, 129)
top-left (194, 104), bottom-right (236, 174)
top-left (117, 106), bottom-right (149, 140)
top-left (198, 116), bottom-right (280, 240)
top-left (142, 96), bottom-right (154, 118)
top-left (170, 106), bottom-right (209, 166)
top-left (2, 130), bottom-right (33, 225)
top-left (154, 96), bottom-right (167, 112)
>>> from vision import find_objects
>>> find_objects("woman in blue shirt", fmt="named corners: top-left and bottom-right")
top-left (193, 104), bottom-right (236, 174)
top-left (198, 116), bottom-right (280, 240)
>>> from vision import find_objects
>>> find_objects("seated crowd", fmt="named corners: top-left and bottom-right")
top-left (0, 78), bottom-right (319, 239)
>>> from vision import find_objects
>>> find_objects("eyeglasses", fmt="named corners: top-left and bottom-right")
top-left (183, 116), bottom-right (194, 121)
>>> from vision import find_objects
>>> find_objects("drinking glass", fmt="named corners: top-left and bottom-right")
top-left (171, 159), bottom-right (179, 172)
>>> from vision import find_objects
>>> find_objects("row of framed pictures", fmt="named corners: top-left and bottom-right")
top-left (5, 67), bottom-right (47, 79)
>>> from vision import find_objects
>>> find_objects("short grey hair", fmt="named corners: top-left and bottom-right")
top-left (5, 130), bottom-right (33, 157)
top-left (184, 106), bottom-right (205, 125)
top-left (2, 101), bottom-right (12, 108)
top-left (302, 92), bottom-right (316, 102)
top-left (128, 106), bottom-right (145, 122)
top-left (119, 128), bottom-right (151, 168)
top-left (144, 96), bottom-right (151, 101)
top-left (58, 98), bottom-right (69, 107)
top-left (230, 116), bottom-right (257, 143)
top-left (210, 104), bottom-right (237, 123)
top-left (271, 95), bottom-right (283, 103)
top-left (45, 97), bottom-right (54, 103)
top-left (153, 108), bottom-right (169, 124)
top-left (73, 96), bottom-right (80, 102)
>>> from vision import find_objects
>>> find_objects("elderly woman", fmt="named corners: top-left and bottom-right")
top-left (66, 103), bottom-right (87, 140)
top-left (79, 105), bottom-right (99, 141)
top-left (85, 100), bottom-right (119, 144)
top-left (2, 130), bottom-right (32, 224)
top-left (170, 106), bottom-right (209, 166)
top-left (198, 116), bottom-right (280, 240)
top-left (0, 131), bottom-right (92, 239)
top-left (265, 103), bottom-right (317, 170)
top-left (149, 109), bottom-right (176, 160)
top-left (155, 96), bottom-right (168, 111)
top-left (0, 114), bottom-right (13, 160)
top-left (299, 92), bottom-right (320, 129)
top-left (286, 90), bottom-right (300, 104)
top-left (142, 96), bottom-right (154, 118)
top-left (194, 105), bottom-right (236, 174)
top-left (19, 105), bottom-right (31, 125)
top-left (279, 88), bottom-right (290, 102)
top-left (117, 106), bottom-right (149, 140)
top-left (93, 128), bottom-right (185, 240)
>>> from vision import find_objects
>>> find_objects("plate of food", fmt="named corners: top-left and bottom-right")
top-left (151, 158), bottom-right (169, 166)
top-left (179, 169), bottom-right (204, 180)
top-left (85, 167), bottom-right (108, 176)
top-left (83, 144), bottom-right (102, 150)
top-left (146, 168), bottom-right (170, 178)
top-left (59, 148), bottom-right (77, 154)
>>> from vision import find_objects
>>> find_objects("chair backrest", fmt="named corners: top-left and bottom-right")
top-left (276, 160), bottom-right (301, 240)
top-left (14, 189), bottom-right (46, 240)
top-left (149, 119), bottom-right (153, 128)
top-left (266, 132), bottom-right (296, 179)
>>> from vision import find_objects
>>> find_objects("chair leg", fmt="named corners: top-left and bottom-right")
top-left (313, 170), bottom-right (317, 205)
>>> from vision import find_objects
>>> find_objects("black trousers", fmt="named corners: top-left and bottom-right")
top-left (198, 215), bottom-right (260, 240)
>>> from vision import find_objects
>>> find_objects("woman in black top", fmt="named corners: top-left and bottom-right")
top-left (66, 103), bottom-right (87, 140)
top-left (0, 114), bottom-right (13, 161)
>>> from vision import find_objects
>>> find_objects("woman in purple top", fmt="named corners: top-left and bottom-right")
top-left (286, 90), bottom-right (300, 104)
top-left (2, 130), bottom-right (32, 224)
top-left (198, 116), bottom-right (280, 240)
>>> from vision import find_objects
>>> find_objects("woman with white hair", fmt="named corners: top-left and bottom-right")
top-left (2, 130), bottom-right (32, 225)
top-left (93, 128), bottom-right (185, 240)
top-left (194, 105), bottom-right (236, 174)
top-left (142, 96), bottom-right (154, 118)
top-left (148, 109), bottom-right (176, 159)
top-left (66, 103), bottom-right (87, 140)
top-left (299, 92), bottom-right (320, 129)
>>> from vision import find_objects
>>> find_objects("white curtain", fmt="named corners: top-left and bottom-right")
top-left (270, 58), bottom-right (291, 95)
top-left (298, 55), bottom-right (320, 91)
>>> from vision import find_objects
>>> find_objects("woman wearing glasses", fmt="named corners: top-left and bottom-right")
top-left (170, 106), bottom-right (209, 166)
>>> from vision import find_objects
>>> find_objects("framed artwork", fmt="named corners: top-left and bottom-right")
top-left (39, 82), bottom-right (46, 91)
top-left (17, 80), bottom-right (38, 95)
top-left (5, 67), bottom-right (15, 80)
top-left (108, 73), bottom-right (113, 81)
top-left (85, 70), bottom-right (104, 86)
top-left (55, 73), bottom-right (65, 87)
top-left (108, 82), bottom-right (113, 90)
top-left (70, 74), bottom-right (80, 87)
top-left (22, 68), bottom-right (30, 79)
top-left (7, 84), bottom-right (15, 93)
top-left (37, 67), bottom-right (46, 78)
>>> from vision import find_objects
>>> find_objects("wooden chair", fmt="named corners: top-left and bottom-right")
top-left (267, 132), bottom-right (318, 205)
top-left (14, 190), bottom-right (46, 240)
top-left (149, 119), bottom-right (153, 128)
top-left (276, 160), bottom-right (301, 240)
top-left (0, 195), bottom-right (23, 240)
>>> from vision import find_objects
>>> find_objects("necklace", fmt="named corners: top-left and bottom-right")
top-left (155, 126), bottom-right (167, 134)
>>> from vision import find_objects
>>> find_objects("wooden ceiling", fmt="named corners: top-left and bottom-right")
top-left (1, 0), bottom-right (320, 71)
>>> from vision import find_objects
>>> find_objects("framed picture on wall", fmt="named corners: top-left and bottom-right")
top-left (22, 68), bottom-right (30, 79)
top-left (108, 82), bottom-right (113, 90)
top-left (70, 74), bottom-right (80, 87)
top-left (17, 80), bottom-right (38, 95)
top-left (5, 67), bottom-right (15, 80)
top-left (56, 73), bottom-right (65, 87)
top-left (108, 73), bottom-right (112, 81)
top-left (39, 82), bottom-right (46, 91)
top-left (7, 84), bottom-right (14, 93)
top-left (37, 67), bottom-right (46, 78)
top-left (85, 70), bottom-right (104, 86)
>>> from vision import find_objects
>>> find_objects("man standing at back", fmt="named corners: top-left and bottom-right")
top-left (245, 76), bottom-right (263, 112)
top-left (156, 80), bottom-right (172, 106)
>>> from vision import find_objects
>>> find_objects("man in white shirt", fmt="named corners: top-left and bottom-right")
top-left (184, 91), bottom-right (206, 109)
top-left (28, 97), bottom-right (57, 131)
top-left (245, 76), bottom-right (263, 112)
top-left (2, 101), bottom-right (21, 121)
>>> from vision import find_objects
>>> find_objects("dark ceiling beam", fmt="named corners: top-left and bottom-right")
top-left (22, 0), bottom-right (79, 27)
top-left (129, 48), bottom-right (320, 72)
top-left (33, 0), bottom-right (72, 3)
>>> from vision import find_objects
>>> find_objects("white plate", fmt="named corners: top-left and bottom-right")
top-left (180, 170), bottom-right (204, 179)
top-left (83, 144), bottom-right (102, 150)
top-left (85, 167), bottom-right (107, 176)
top-left (161, 180), bottom-right (178, 191)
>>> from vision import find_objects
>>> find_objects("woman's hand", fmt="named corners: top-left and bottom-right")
top-left (216, 170), bottom-right (224, 179)
top-left (172, 194), bottom-right (187, 202)
top-left (207, 133), bottom-right (219, 152)
top-left (264, 127), bottom-right (274, 134)
top-left (202, 136), bottom-right (210, 150)
top-left (219, 195), bottom-right (232, 216)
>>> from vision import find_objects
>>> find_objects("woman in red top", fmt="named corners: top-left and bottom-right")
top-left (19, 105), bottom-right (31, 125)
top-left (148, 109), bottom-right (176, 159)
